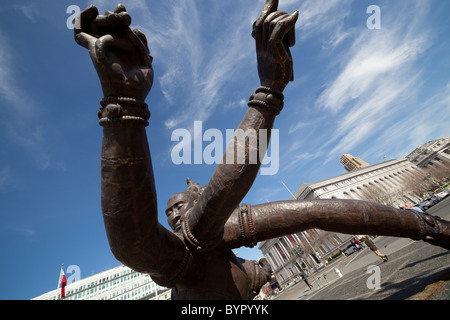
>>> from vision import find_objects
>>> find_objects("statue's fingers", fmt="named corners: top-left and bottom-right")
top-left (74, 5), bottom-right (99, 38)
top-left (95, 34), bottom-right (134, 61)
top-left (252, 0), bottom-right (279, 39)
top-left (268, 11), bottom-right (298, 45)
top-left (132, 29), bottom-right (153, 64)
top-left (268, 12), bottom-right (298, 82)
top-left (132, 29), bottom-right (149, 52)
top-left (75, 31), bottom-right (98, 50)
top-left (114, 4), bottom-right (127, 14)
top-left (95, 11), bottom-right (131, 29)
top-left (262, 11), bottom-right (287, 50)
top-left (255, 0), bottom-right (279, 27)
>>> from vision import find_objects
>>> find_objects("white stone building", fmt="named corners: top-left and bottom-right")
top-left (259, 231), bottom-right (349, 286)
top-left (406, 137), bottom-right (450, 168)
top-left (292, 158), bottom-right (421, 205)
top-left (32, 265), bottom-right (171, 300)
top-left (259, 157), bottom-right (423, 286)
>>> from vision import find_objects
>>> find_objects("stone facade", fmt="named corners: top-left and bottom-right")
top-left (259, 230), bottom-right (352, 286)
top-left (406, 137), bottom-right (450, 168)
top-left (259, 158), bottom-right (423, 286)
top-left (293, 158), bottom-right (421, 205)
top-left (340, 154), bottom-right (370, 172)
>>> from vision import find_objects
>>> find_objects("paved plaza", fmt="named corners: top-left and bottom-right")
top-left (273, 197), bottom-right (450, 300)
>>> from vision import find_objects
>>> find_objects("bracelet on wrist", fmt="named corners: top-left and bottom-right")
top-left (98, 97), bottom-right (150, 127)
top-left (248, 86), bottom-right (284, 115)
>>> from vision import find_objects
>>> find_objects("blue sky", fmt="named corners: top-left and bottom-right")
top-left (0, 0), bottom-right (449, 300)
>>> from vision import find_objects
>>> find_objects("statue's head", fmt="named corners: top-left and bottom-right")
top-left (165, 178), bottom-right (205, 232)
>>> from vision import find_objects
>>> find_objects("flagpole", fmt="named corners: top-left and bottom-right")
top-left (58, 264), bottom-right (67, 299)
top-left (57, 264), bottom-right (64, 289)
top-left (282, 182), bottom-right (295, 198)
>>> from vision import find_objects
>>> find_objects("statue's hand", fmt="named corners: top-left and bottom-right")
top-left (252, 0), bottom-right (298, 93)
top-left (74, 4), bottom-right (153, 101)
top-left (258, 258), bottom-right (273, 279)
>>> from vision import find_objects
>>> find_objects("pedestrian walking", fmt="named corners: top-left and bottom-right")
top-left (300, 271), bottom-right (313, 290)
top-left (363, 237), bottom-right (388, 262)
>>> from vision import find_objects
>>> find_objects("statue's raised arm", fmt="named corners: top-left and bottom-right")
top-left (184, 0), bottom-right (299, 252)
top-left (74, 4), bottom-right (189, 285)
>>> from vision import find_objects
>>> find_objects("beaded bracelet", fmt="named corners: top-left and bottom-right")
top-left (248, 86), bottom-right (284, 115)
top-left (238, 203), bottom-right (257, 248)
top-left (98, 97), bottom-right (150, 127)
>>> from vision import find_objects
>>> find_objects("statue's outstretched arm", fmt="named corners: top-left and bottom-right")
top-left (74, 5), bottom-right (187, 284)
top-left (221, 200), bottom-right (450, 251)
top-left (184, 0), bottom-right (299, 252)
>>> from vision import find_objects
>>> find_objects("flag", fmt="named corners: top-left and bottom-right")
top-left (58, 265), bottom-right (67, 299)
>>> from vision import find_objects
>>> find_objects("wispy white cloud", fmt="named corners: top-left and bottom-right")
top-left (282, 151), bottom-right (323, 173)
top-left (156, 2), bottom-right (257, 130)
top-left (402, 81), bottom-right (450, 151)
top-left (125, 1), bottom-right (262, 132)
top-left (317, 29), bottom-right (429, 113)
top-left (295, 0), bottom-right (353, 42)
top-left (8, 224), bottom-right (36, 240)
top-left (0, 37), bottom-right (29, 112)
top-left (12, 3), bottom-right (39, 23)
top-left (311, 1), bottom-right (435, 164)
top-left (224, 99), bottom-right (247, 110)
top-left (88, 0), bottom-right (151, 12)
top-left (326, 71), bottom-right (422, 157)
top-left (288, 121), bottom-right (310, 135)
top-left (360, 81), bottom-right (450, 163)
top-left (0, 32), bottom-right (51, 170)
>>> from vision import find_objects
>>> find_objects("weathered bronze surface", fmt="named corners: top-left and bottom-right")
top-left (74, 1), bottom-right (450, 300)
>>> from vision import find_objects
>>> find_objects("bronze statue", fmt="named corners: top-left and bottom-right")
top-left (74, 0), bottom-right (450, 300)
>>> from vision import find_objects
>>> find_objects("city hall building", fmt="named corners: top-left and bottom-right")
top-left (32, 265), bottom-right (171, 300)
top-left (259, 157), bottom-right (422, 286)
top-left (292, 158), bottom-right (421, 203)
top-left (406, 137), bottom-right (450, 168)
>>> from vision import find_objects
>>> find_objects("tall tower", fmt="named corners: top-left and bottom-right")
top-left (340, 154), bottom-right (370, 172)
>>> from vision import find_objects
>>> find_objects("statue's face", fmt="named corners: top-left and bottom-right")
top-left (165, 193), bottom-right (195, 232)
